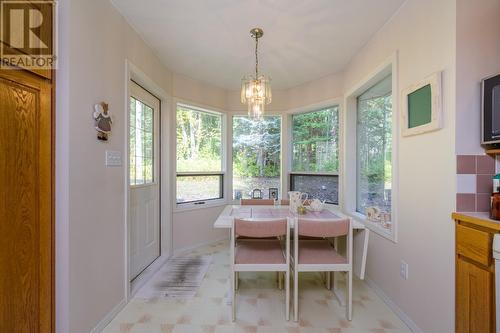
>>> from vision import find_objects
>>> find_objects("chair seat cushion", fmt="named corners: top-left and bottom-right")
top-left (298, 240), bottom-right (347, 265)
top-left (235, 240), bottom-right (286, 264)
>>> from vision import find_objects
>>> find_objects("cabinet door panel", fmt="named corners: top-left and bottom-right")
top-left (0, 68), bottom-right (53, 333)
top-left (456, 257), bottom-right (494, 333)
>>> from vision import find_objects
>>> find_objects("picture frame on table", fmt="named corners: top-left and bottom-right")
top-left (251, 189), bottom-right (262, 199)
top-left (269, 188), bottom-right (278, 200)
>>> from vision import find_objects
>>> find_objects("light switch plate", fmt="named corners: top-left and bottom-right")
top-left (105, 150), bottom-right (122, 167)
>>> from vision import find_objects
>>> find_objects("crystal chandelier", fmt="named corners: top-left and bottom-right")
top-left (241, 28), bottom-right (272, 119)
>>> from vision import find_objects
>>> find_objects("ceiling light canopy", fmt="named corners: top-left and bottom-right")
top-left (241, 28), bottom-right (272, 119)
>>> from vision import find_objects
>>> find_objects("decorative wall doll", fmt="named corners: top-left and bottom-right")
top-left (93, 102), bottom-right (112, 141)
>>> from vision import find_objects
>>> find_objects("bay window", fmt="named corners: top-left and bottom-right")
top-left (232, 115), bottom-right (281, 199)
top-left (290, 106), bottom-right (339, 204)
top-left (176, 104), bottom-right (223, 204)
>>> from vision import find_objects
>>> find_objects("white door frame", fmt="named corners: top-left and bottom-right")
top-left (124, 60), bottom-right (172, 300)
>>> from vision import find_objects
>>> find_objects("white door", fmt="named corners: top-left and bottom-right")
top-left (129, 81), bottom-right (161, 280)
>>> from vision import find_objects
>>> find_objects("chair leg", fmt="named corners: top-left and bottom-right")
top-left (347, 270), bottom-right (352, 321)
top-left (326, 271), bottom-right (331, 290)
top-left (331, 272), bottom-right (335, 291)
top-left (294, 269), bottom-right (299, 322)
top-left (285, 271), bottom-right (290, 321)
top-left (235, 271), bottom-right (239, 290)
top-left (232, 271), bottom-right (236, 321)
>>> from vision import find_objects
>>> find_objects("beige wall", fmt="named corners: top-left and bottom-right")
top-left (57, 0), bottom-right (234, 332)
top-left (342, 0), bottom-right (456, 332)
top-left (455, 0), bottom-right (500, 154)
top-left (287, 72), bottom-right (344, 110)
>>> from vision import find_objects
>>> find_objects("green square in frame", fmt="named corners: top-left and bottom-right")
top-left (407, 84), bottom-right (432, 128)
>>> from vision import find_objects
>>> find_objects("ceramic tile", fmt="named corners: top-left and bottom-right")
top-left (457, 174), bottom-right (476, 193)
top-left (457, 155), bottom-right (476, 174)
top-left (477, 174), bottom-right (494, 194)
top-left (102, 241), bottom-right (411, 333)
top-left (476, 193), bottom-right (492, 212)
top-left (477, 155), bottom-right (496, 174)
top-left (456, 193), bottom-right (476, 212)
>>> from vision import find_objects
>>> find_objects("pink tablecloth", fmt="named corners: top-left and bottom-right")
top-left (230, 207), bottom-right (341, 220)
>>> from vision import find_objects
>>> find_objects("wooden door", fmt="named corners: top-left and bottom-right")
top-left (129, 81), bottom-right (161, 280)
top-left (456, 257), bottom-right (494, 333)
top-left (0, 67), bottom-right (53, 332)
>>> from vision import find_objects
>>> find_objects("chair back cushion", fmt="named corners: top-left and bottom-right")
top-left (297, 218), bottom-right (349, 238)
top-left (241, 199), bottom-right (275, 206)
top-left (234, 218), bottom-right (287, 238)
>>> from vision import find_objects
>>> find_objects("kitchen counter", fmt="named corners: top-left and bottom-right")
top-left (452, 212), bottom-right (500, 231)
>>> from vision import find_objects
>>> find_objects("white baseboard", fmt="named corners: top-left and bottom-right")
top-left (90, 298), bottom-right (127, 333)
top-left (173, 237), bottom-right (228, 257)
top-left (364, 276), bottom-right (424, 333)
top-left (130, 254), bottom-right (170, 296)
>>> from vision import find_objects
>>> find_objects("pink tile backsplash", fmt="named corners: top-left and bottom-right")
top-left (456, 193), bottom-right (476, 212)
top-left (477, 155), bottom-right (496, 174)
top-left (476, 194), bottom-right (492, 212)
top-left (477, 174), bottom-right (494, 194)
top-left (457, 155), bottom-right (476, 174)
top-left (456, 154), bottom-right (496, 212)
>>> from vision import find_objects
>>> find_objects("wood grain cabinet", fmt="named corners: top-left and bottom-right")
top-left (0, 1), bottom-right (54, 331)
top-left (453, 213), bottom-right (498, 333)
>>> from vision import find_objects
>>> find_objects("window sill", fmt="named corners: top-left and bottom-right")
top-left (174, 199), bottom-right (228, 213)
top-left (345, 211), bottom-right (396, 243)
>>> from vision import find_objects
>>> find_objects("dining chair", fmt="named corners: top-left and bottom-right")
top-left (292, 217), bottom-right (352, 321)
top-left (231, 217), bottom-right (290, 321)
top-left (241, 198), bottom-right (275, 205)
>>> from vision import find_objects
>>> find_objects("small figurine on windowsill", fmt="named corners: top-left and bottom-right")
top-left (93, 102), bottom-right (112, 141)
top-left (365, 206), bottom-right (381, 222)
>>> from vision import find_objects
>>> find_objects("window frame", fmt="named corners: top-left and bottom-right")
top-left (343, 54), bottom-right (398, 242)
top-left (355, 77), bottom-right (392, 216)
top-left (174, 102), bottom-right (227, 210)
top-left (287, 104), bottom-right (341, 207)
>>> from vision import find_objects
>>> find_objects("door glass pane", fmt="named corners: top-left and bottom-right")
top-left (232, 115), bottom-right (281, 199)
top-left (356, 74), bottom-right (392, 226)
top-left (130, 97), bottom-right (154, 185)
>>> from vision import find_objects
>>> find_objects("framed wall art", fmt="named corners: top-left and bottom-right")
top-left (401, 71), bottom-right (442, 137)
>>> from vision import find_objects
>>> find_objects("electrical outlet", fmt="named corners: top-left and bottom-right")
top-left (400, 260), bottom-right (408, 280)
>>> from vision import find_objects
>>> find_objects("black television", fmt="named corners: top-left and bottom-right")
top-left (482, 73), bottom-right (500, 146)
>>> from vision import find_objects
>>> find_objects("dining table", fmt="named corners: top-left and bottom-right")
top-left (213, 204), bottom-right (370, 305)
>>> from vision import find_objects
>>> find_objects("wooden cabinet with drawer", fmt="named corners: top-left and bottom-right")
top-left (453, 212), bottom-right (498, 333)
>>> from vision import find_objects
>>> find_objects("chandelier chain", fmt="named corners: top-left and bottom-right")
top-left (255, 35), bottom-right (259, 78)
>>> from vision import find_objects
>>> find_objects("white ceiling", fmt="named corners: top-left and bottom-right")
top-left (112, 0), bottom-right (405, 90)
